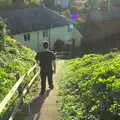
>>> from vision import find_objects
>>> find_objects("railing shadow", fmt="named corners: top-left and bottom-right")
top-left (30, 89), bottom-right (51, 114)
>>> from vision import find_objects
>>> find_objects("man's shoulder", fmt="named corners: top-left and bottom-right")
top-left (36, 51), bottom-right (44, 57)
top-left (36, 52), bottom-right (41, 55)
top-left (46, 50), bottom-right (55, 55)
top-left (38, 50), bottom-right (55, 57)
top-left (37, 51), bottom-right (45, 54)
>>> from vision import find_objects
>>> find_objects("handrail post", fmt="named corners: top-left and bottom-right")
top-left (33, 67), bottom-right (37, 80)
top-left (16, 73), bottom-right (24, 105)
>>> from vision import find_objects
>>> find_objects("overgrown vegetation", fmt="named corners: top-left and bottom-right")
top-left (0, 18), bottom-right (36, 118)
top-left (0, 17), bottom-right (39, 120)
top-left (0, 36), bottom-right (35, 102)
top-left (59, 52), bottom-right (120, 120)
top-left (0, 36), bottom-right (37, 119)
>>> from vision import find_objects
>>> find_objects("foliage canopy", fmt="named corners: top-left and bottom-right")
top-left (59, 52), bottom-right (120, 120)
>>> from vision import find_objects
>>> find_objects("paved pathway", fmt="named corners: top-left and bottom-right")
top-left (30, 60), bottom-right (64, 120)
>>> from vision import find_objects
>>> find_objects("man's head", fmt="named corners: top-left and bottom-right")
top-left (42, 41), bottom-right (49, 49)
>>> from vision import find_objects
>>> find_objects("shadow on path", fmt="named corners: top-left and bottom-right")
top-left (30, 89), bottom-right (51, 114)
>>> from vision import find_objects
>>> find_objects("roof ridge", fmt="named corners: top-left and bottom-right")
top-left (0, 6), bottom-right (71, 34)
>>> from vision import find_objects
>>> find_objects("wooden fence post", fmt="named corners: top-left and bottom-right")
top-left (16, 73), bottom-right (24, 105)
top-left (33, 67), bottom-right (37, 80)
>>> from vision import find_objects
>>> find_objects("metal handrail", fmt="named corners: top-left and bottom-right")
top-left (0, 64), bottom-right (39, 119)
top-left (9, 72), bottom-right (39, 120)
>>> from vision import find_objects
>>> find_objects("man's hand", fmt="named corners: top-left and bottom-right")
top-left (53, 69), bottom-right (56, 74)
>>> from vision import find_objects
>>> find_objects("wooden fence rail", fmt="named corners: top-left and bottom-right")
top-left (0, 64), bottom-right (39, 120)
top-left (55, 52), bottom-right (71, 59)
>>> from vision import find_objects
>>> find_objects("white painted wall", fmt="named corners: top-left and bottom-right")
top-left (14, 25), bottom-right (82, 52)
top-left (15, 31), bottom-right (39, 51)
top-left (72, 28), bottom-right (82, 46)
top-left (55, 0), bottom-right (69, 8)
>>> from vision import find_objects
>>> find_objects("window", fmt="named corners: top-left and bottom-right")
top-left (68, 24), bottom-right (74, 32)
top-left (24, 33), bottom-right (30, 42)
top-left (43, 31), bottom-right (48, 38)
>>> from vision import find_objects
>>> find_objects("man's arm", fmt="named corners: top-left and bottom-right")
top-left (52, 52), bottom-right (56, 74)
top-left (52, 60), bottom-right (56, 74)
top-left (35, 53), bottom-right (40, 65)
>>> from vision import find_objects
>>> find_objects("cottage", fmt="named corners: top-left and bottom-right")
top-left (0, 4), bottom-right (82, 52)
top-left (54, 0), bottom-right (69, 9)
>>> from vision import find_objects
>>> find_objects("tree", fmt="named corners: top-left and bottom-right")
top-left (84, 0), bottom-right (101, 10)
top-left (44, 0), bottom-right (55, 9)
top-left (54, 40), bottom-right (65, 52)
top-left (29, 0), bottom-right (41, 6)
top-left (12, 0), bottom-right (24, 5)
top-left (0, 17), bottom-right (6, 51)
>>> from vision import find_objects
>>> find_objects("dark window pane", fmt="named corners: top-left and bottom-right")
top-left (28, 33), bottom-right (30, 41)
top-left (43, 31), bottom-right (45, 37)
top-left (24, 34), bottom-right (27, 41)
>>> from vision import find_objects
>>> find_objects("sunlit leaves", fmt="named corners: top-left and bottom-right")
top-left (59, 52), bottom-right (120, 120)
top-left (0, 36), bottom-right (36, 118)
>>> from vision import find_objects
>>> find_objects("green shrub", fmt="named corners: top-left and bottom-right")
top-left (59, 52), bottom-right (120, 120)
top-left (0, 36), bottom-right (36, 118)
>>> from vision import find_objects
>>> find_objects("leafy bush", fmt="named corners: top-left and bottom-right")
top-left (30, 0), bottom-right (40, 6)
top-left (0, 35), bottom-right (37, 119)
top-left (59, 52), bottom-right (120, 120)
top-left (0, 35), bottom-right (36, 104)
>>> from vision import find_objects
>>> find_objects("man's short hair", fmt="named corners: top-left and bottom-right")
top-left (43, 41), bottom-right (49, 49)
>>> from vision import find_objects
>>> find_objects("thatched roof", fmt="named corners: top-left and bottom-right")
top-left (0, 4), bottom-right (71, 34)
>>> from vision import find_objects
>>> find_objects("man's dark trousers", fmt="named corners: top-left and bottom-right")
top-left (40, 70), bottom-right (53, 93)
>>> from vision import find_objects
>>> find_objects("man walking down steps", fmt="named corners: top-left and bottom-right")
top-left (35, 41), bottom-right (56, 95)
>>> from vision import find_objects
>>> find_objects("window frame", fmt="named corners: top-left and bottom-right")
top-left (43, 30), bottom-right (48, 38)
top-left (24, 33), bottom-right (30, 42)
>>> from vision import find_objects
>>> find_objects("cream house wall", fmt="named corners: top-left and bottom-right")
top-left (72, 28), bottom-right (82, 46)
top-left (49, 26), bottom-right (72, 47)
top-left (14, 31), bottom-right (39, 51)
top-left (14, 25), bottom-right (82, 52)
